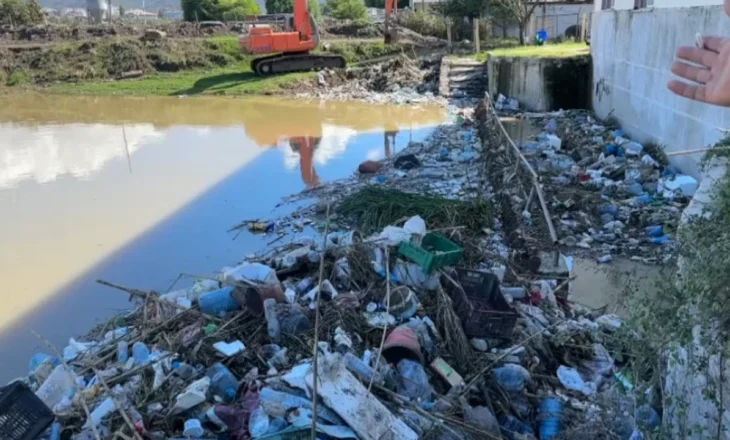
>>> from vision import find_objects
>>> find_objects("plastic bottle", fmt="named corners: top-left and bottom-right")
top-left (344, 352), bottom-right (380, 384)
top-left (644, 225), bottom-right (663, 237)
top-left (117, 341), bottom-right (129, 364)
top-left (206, 363), bottom-right (238, 403)
top-left (49, 422), bottom-right (61, 440)
top-left (199, 286), bottom-right (239, 317)
top-left (29, 353), bottom-right (58, 372)
top-left (264, 298), bottom-right (281, 343)
top-left (132, 342), bottom-right (150, 366)
top-left (539, 398), bottom-right (563, 440)
top-left (396, 359), bottom-right (433, 402)
top-left (249, 406), bottom-right (270, 437)
top-left (173, 362), bottom-right (197, 380)
top-left (650, 235), bottom-right (670, 245)
top-left (635, 404), bottom-right (660, 429)
top-left (36, 365), bottom-right (78, 410)
top-left (499, 415), bottom-right (534, 439)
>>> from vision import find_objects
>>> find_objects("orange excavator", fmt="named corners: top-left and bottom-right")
top-left (239, 0), bottom-right (346, 75)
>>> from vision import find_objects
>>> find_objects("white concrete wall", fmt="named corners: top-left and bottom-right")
top-left (596, 0), bottom-right (722, 13)
top-left (591, 6), bottom-right (730, 178)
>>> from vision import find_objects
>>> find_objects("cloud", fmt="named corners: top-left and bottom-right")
top-left (0, 123), bottom-right (164, 189)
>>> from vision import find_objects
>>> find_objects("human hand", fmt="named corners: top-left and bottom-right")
top-left (668, 36), bottom-right (730, 106)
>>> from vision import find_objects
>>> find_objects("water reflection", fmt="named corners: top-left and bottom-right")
top-left (0, 95), bottom-right (446, 380)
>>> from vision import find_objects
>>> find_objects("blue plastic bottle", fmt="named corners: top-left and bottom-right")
top-left (650, 235), bottom-right (670, 245)
top-left (207, 363), bottom-right (238, 403)
top-left (132, 342), bottom-right (150, 365)
top-left (539, 398), bottom-right (563, 440)
top-left (29, 353), bottom-right (58, 372)
top-left (645, 225), bottom-right (663, 237)
top-left (199, 286), bottom-right (239, 317)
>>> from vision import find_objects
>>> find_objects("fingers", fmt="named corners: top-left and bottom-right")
top-left (675, 46), bottom-right (718, 68)
top-left (668, 80), bottom-right (707, 103)
top-left (702, 36), bottom-right (730, 52)
top-left (671, 61), bottom-right (712, 84)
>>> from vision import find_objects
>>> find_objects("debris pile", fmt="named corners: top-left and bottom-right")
top-left (487, 97), bottom-right (693, 264)
top-left (305, 55), bottom-right (442, 104)
top-left (20, 102), bottom-right (661, 440)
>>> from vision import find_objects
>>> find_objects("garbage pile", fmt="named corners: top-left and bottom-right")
top-left (22, 102), bottom-right (661, 440)
top-left (501, 104), bottom-right (693, 264)
top-left (304, 55), bottom-right (442, 105)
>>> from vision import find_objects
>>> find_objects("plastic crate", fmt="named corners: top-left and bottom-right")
top-left (398, 232), bottom-right (463, 274)
top-left (445, 268), bottom-right (518, 339)
top-left (0, 382), bottom-right (54, 440)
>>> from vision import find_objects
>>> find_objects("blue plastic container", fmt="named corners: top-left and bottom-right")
top-left (132, 341), bottom-right (150, 365)
top-left (645, 225), bottom-right (663, 237)
top-left (650, 235), bottom-right (670, 245)
top-left (207, 363), bottom-right (238, 403)
top-left (199, 286), bottom-right (239, 317)
top-left (539, 398), bottom-right (563, 440)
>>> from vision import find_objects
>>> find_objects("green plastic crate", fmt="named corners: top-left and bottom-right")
top-left (398, 232), bottom-right (464, 274)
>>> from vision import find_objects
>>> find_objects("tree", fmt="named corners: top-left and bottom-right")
top-left (265, 0), bottom-right (291, 13)
top-left (324, 0), bottom-right (366, 20)
top-left (492, 0), bottom-right (536, 44)
top-left (219, 0), bottom-right (261, 20)
top-left (26, 0), bottom-right (43, 23)
top-left (119, 4), bottom-right (125, 15)
top-left (182, 0), bottom-right (219, 20)
top-left (308, 0), bottom-right (322, 20)
top-left (0, 0), bottom-right (44, 26)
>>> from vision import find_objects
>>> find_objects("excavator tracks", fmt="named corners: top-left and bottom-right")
top-left (251, 53), bottom-right (346, 76)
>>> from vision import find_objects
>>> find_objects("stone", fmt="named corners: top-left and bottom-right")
top-left (358, 160), bottom-right (383, 174)
top-left (142, 29), bottom-right (167, 41)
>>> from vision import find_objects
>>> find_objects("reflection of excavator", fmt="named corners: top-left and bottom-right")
top-left (289, 136), bottom-right (321, 188)
top-left (239, 0), bottom-right (346, 75)
top-left (384, 0), bottom-right (398, 43)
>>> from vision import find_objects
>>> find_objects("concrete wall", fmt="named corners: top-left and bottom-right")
top-left (591, 6), bottom-right (730, 178)
top-left (494, 4), bottom-right (593, 39)
top-left (487, 55), bottom-right (591, 111)
top-left (596, 0), bottom-right (722, 11)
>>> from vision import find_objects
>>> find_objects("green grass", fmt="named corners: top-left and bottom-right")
top-left (46, 59), bottom-right (314, 96)
top-left (473, 41), bottom-right (589, 61)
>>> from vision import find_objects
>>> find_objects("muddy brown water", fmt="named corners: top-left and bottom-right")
top-left (0, 94), bottom-right (446, 381)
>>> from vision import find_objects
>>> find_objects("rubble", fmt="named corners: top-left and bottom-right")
top-left (298, 55), bottom-right (445, 105)
top-left (18, 100), bottom-right (665, 440)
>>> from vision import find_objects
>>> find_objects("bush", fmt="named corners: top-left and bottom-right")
top-left (324, 0), bottom-right (367, 20)
top-left (397, 10), bottom-right (447, 39)
top-left (6, 71), bottom-right (28, 86)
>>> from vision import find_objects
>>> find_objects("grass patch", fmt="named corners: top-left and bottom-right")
top-left (47, 60), bottom-right (314, 96)
top-left (323, 41), bottom-right (404, 64)
top-left (474, 41), bottom-right (588, 61)
top-left (338, 186), bottom-right (492, 234)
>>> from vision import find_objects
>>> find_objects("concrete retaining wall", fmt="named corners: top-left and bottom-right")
top-left (591, 6), bottom-right (730, 178)
top-left (486, 55), bottom-right (591, 112)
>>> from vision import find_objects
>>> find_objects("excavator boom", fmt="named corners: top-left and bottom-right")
top-left (240, 0), bottom-right (345, 75)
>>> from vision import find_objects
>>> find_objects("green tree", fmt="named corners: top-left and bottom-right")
top-left (26, 0), bottom-right (43, 23)
top-left (0, 0), bottom-right (45, 26)
top-left (307, 0), bottom-right (321, 21)
top-left (181, 0), bottom-right (219, 21)
top-left (119, 4), bottom-right (125, 15)
top-left (219, 0), bottom-right (261, 20)
top-left (265, 0), bottom-right (291, 13)
top-left (324, 0), bottom-right (366, 20)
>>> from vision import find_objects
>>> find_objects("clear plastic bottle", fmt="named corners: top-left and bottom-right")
top-left (117, 341), bottom-right (129, 363)
top-left (206, 363), bottom-right (238, 403)
top-left (173, 362), bottom-right (197, 380)
top-left (36, 365), bottom-right (77, 409)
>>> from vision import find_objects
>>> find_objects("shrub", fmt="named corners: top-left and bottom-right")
top-left (6, 71), bottom-right (29, 86)
top-left (324, 0), bottom-right (367, 20)
top-left (397, 10), bottom-right (447, 39)
top-left (0, 0), bottom-right (44, 26)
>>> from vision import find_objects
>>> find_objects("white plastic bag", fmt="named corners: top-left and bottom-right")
top-left (222, 262), bottom-right (279, 286)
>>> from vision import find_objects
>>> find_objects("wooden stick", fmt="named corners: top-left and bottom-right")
top-left (488, 99), bottom-right (558, 243)
top-left (92, 367), bottom-right (144, 440)
top-left (31, 331), bottom-right (102, 440)
top-left (666, 146), bottom-right (730, 157)
top-left (310, 203), bottom-right (331, 440)
top-left (368, 246), bottom-right (391, 393)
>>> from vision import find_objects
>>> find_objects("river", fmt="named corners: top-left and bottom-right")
top-left (0, 94), bottom-right (447, 381)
